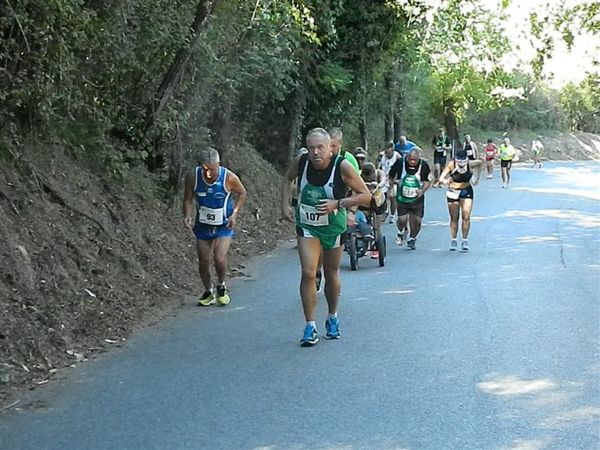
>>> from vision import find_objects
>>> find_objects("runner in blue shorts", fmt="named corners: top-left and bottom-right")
top-left (183, 148), bottom-right (247, 306)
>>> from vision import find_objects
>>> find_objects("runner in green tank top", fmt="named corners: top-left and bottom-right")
top-left (281, 128), bottom-right (371, 347)
top-left (389, 148), bottom-right (431, 250)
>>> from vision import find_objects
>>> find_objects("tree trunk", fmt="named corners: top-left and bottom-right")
top-left (143, 0), bottom-right (219, 131)
top-left (384, 74), bottom-right (393, 143)
top-left (359, 119), bottom-right (367, 150)
top-left (393, 111), bottom-right (402, 142)
top-left (287, 84), bottom-right (307, 161)
top-left (384, 113), bottom-right (393, 144)
top-left (211, 97), bottom-right (232, 157)
top-left (443, 98), bottom-right (460, 157)
top-left (393, 89), bottom-right (403, 142)
top-left (359, 53), bottom-right (368, 151)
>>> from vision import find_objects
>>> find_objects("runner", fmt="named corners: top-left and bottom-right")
top-left (462, 134), bottom-right (478, 160)
top-left (531, 135), bottom-right (544, 168)
top-left (389, 148), bottom-right (431, 249)
top-left (499, 137), bottom-right (516, 188)
top-left (329, 127), bottom-right (360, 172)
top-left (394, 135), bottom-right (417, 158)
top-left (281, 128), bottom-right (371, 347)
top-left (183, 148), bottom-right (247, 306)
top-left (355, 147), bottom-right (367, 172)
top-left (313, 128), bottom-right (361, 291)
top-left (484, 139), bottom-right (497, 179)
top-left (359, 162), bottom-right (386, 258)
top-left (378, 141), bottom-right (402, 223)
top-left (439, 150), bottom-right (482, 252)
top-left (432, 128), bottom-right (452, 187)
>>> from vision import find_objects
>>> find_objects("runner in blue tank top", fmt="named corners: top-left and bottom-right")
top-left (183, 148), bottom-right (247, 306)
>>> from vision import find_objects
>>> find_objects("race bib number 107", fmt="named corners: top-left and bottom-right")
top-left (299, 204), bottom-right (329, 226)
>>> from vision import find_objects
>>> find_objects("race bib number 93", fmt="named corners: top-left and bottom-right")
top-left (198, 206), bottom-right (224, 225)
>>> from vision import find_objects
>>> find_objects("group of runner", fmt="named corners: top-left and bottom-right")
top-left (182, 128), bottom-right (544, 347)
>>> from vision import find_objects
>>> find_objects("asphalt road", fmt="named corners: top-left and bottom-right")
top-left (1, 162), bottom-right (599, 450)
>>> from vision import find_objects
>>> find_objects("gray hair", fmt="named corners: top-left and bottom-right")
top-left (408, 148), bottom-right (421, 158)
top-left (306, 128), bottom-right (331, 142)
top-left (200, 148), bottom-right (220, 164)
top-left (328, 127), bottom-right (343, 140)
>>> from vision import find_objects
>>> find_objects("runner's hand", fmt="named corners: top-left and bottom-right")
top-left (184, 217), bottom-right (194, 230)
top-left (472, 179), bottom-right (479, 187)
top-left (228, 211), bottom-right (238, 229)
top-left (282, 207), bottom-right (295, 223)
top-left (317, 199), bottom-right (338, 214)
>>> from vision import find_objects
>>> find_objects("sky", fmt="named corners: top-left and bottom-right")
top-left (487, 0), bottom-right (599, 87)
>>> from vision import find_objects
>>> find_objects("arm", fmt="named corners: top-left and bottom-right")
top-left (419, 162), bottom-right (432, 197)
top-left (439, 161), bottom-right (454, 185)
top-left (318, 160), bottom-right (371, 214)
top-left (281, 157), bottom-right (300, 221)
top-left (387, 159), bottom-right (402, 190)
top-left (226, 171), bottom-right (247, 228)
top-left (472, 142), bottom-right (479, 160)
top-left (183, 170), bottom-right (196, 230)
top-left (469, 160), bottom-right (483, 186)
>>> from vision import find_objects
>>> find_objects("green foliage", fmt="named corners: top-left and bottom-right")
top-left (560, 74), bottom-right (600, 133)
top-left (0, 0), bottom-right (594, 181)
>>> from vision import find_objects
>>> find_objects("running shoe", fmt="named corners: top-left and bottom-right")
top-left (449, 240), bottom-right (458, 251)
top-left (198, 289), bottom-right (216, 306)
top-left (461, 240), bottom-right (470, 252)
top-left (315, 270), bottom-right (323, 293)
top-left (407, 238), bottom-right (416, 250)
top-left (300, 324), bottom-right (319, 347)
top-left (370, 250), bottom-right (379, 259)
top-left (325, 317), bottom-right (341, 339)
top-left (388, 215), bottom-right (395, 224)
top-left (216, 285), bottom-right (231, 305)
top-left (396, 232), bottom-right (403, 246)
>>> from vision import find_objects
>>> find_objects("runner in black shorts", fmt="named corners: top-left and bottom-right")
top-left (389, 148), bottom-right (431, 250)
top-left (432, 128), bottom-right (451, 187)
top-left (439, 150), bottom-right (482, 252)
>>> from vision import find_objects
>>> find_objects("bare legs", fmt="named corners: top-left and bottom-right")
top-left (298, 237), bottom-right (343, 321)
top-left (196, 237), bottom-right (232, 290)
top-left (448, 198), bottom-right (473, 239)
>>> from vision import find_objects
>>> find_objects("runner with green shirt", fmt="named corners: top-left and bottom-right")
top-left (389, 148), bottom-right (432, 250)
top-left (310, 127), bottom-right (360, 293)
top-left (329, 127), bottom-right (360, 173)
top-left (281, 128), bottom-right (371, 347)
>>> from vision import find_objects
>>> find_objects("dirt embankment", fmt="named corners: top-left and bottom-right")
top-left (0, 143), bottom-right (292, 407)
top-left (473, 131), bottom-right (600, 161)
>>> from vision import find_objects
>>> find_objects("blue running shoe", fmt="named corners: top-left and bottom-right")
top-left (300, 324), bottom-right (319, 347)
top-left (325, 316), bottom-right (341, 339)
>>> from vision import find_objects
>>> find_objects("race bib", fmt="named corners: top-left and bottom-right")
top-left (446, 189), bottom-right (460, 200)
top-left (198, 206), bottom-right (224, 225)
top-left (299, 204), bottom-right (329, 226)
top-left (466, 149), bottom-right (473, 156)
top-left (402, 186), bottom-right (419, 198)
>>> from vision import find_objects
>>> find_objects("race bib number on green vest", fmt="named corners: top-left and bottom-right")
top-left (299, 204), bottom-right (329, 226)
top-left (198, 205), bottom-right (224, 225)
top-left (402, 186), bottom-right (419, 198)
